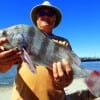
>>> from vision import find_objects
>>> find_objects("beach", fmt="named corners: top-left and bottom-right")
top-left (0, 78), bottom-right (98, 100)
top-left (0, 85), bottom-right (12, 100)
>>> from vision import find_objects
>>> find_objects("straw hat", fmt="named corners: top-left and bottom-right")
top-left (30, 1), bottom-right (62, 28)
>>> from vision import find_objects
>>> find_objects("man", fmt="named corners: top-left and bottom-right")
top-left (0, 1), bottom-right (73, 100)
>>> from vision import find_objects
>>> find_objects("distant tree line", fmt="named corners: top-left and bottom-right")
top-left (80, 57), bottom-right (100, 62)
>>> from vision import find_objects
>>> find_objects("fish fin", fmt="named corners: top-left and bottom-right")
top-left (70, 51), bottom-right (81, 66)
top-left (85, 70), bottom-right (100, 97)
top-left (21, 48), bottom-right (36, 73)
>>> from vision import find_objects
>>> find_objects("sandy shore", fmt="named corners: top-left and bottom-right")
top-left (64, 78), bottom-right (88, 95)
top-left (0, 85), bottom-right (12, 100)
top-left (0, 78), bottom-right (98, 100)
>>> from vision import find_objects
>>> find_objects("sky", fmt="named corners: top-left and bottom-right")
top-left (0, 0), bottom-right (100, 57)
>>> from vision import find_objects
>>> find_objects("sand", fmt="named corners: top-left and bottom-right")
top-left (0, 85), bottom-right (12, 100)
top-left (64, 78), bottom-right (88, 95)
top-left (0, 78), bottom-right (99, 100)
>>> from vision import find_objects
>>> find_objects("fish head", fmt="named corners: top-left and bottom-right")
top-left (0, 25), bottom-right (28, 50)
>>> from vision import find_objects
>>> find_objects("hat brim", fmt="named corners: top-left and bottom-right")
top-left (30, 5), bottom-right (62, 28)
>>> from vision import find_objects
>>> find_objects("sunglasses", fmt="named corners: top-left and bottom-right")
top-left (38, 10), bottom-right (54, 17)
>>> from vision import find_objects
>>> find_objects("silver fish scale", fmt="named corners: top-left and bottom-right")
top-left (32, 29), bottom-right (45, 57)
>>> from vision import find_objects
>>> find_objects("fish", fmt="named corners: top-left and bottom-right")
top-left (0, 24), bottom-right (82, 75)
top-left (0, 24), bottom-right (100, 97)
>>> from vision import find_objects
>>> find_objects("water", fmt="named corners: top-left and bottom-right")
top-left (0, 65), bottom-right (17, 86)
top-left (81, 61), bottom-right (100, 71)
top-left (0, 61), bottom-right (100, 85)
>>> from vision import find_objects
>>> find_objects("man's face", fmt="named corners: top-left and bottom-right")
top-left (36, 8), bottom-right (56, 33)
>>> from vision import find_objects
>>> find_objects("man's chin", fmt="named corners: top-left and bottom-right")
top-left (42, 25), bottom-right (50, 29)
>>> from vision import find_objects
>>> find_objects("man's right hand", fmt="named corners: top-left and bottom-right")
top-left (0, 37), bottom-right (23, 73)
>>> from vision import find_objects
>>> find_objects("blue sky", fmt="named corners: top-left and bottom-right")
top-left (0, 0), bottom-right (100, 57)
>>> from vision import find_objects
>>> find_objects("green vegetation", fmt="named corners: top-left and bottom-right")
top-left (80, 57), bottom-right (100, 62)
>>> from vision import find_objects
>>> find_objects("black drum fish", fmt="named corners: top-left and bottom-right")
top-left (0, 24), bottom-right (100, 97)
top-left (0, 24), bottom-right (82, 75)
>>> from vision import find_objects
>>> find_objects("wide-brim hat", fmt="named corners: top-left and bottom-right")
top-left (30, 1), bottom-right (62, 28)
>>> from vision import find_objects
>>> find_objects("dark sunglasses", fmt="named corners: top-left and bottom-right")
top-left (38, 10), bottom-right (54, 17)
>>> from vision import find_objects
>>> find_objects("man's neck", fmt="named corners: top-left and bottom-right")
top-left (41, 30), bottom-right (52, 36)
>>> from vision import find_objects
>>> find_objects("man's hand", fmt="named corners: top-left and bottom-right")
top-left (0, 37), bottom-right (22, 72)
top-left (53, 59), bottom-right (73, 89)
